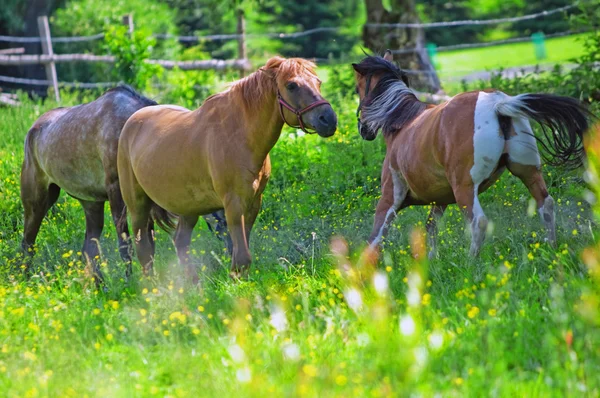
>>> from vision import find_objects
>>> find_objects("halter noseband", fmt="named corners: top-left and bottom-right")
top-left (356, 75), bottom-right (372, 132)
top-left (277, 90), bottom-right (330, 134)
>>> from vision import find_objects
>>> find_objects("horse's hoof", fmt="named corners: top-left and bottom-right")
top-left (186, 271), bottom-right (200, 285)
top-left (428, 250), bottom-right (437, 261)
top-left (229, 267), bottom-right (249, 280)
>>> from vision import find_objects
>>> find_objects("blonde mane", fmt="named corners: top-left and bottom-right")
top-left (225, 56), bottom-right (318, 110)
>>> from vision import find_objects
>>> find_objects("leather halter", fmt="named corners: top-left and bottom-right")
top-left (356, 75), bottom-right (372, 132)
top-left (277, 90), bottom-right (330, 134)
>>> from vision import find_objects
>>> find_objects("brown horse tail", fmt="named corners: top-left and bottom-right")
top-left (494, 93), bottom-right (595, 169)
top-left (150, 203), bottom-right (177, 233)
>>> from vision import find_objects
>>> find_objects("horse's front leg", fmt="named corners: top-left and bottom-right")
top-left (368, 165), bottom-right (408, 250)
top-left (223, 194), bottom-right (252, 278)
top-left (426, 204), bottom-right (447, 260)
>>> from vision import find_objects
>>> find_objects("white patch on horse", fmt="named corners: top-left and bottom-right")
top-left (494, 95), bottom-right (542, 167)
top-left (506, 117), bottom-right (541, 166)
top-left (469, 183), bottom-right (488, 256)
top-left (472, 184), bottom-right (484, 220)
top-left (471, 91), bottom-right (505, 185)
top-left (370, 166), bottom-right (408, 249)
top-left (538, 195), bottom-right (556, 244)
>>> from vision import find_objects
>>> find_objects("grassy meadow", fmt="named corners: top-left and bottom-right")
top-left (0, 84), bottom-right (599, 398)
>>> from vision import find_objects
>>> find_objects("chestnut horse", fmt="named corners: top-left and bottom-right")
top-left (118, 56), bottom-right (337, 279)
top-left (21, 86), bottom-right (228, 281)
top-left (353, 52), bottom-right (591, 258)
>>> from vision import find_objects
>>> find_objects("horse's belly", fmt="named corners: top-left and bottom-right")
top-left (403, 168), bottom-right (455, 205)
top-left (144, 181), bottom-right (222, 217)
top-left (39, 152), bottom-right (107, 201)
top-left (45, 168), bottom-right (107, 201)
top-left (33, 120), bottom-right (109, 201)
top-left (407, 183), bottom-right (455, 205)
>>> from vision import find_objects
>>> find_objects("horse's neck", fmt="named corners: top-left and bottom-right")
top-left (236, 92), bottom-right (285, 167)
top-left (383, 103), bottom-right (435, 146)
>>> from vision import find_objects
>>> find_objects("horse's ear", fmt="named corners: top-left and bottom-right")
top-left (265, 56), bottom-right (285, 69)
top-left (259, 67), bottom-right (277, 79)
top-left (400, 71), bottom-right (410, 87)
top-left (261, 56), bottom-right (285, 79)
top-left (383, 50), bottom-right (393, 62)
top-left (352, 63), bottom-right (364, 75)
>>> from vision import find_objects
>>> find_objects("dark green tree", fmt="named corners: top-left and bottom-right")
top-left (512, 0), bottom-right (573, 36)
top-left (256, 0), bottom-right (362, 59)
top-left (416, 0), bottom-right (484, 47)
top-left (362, 0), bottom-right (442, 92)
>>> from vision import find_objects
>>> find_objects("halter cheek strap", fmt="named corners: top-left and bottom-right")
top-left (277, 91), bottom-right (331, 134)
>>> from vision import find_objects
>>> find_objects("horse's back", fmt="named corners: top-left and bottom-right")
top-left (394, 90), bottom-right (495, 204)
top-left (120, 105), bottom-right (194, 152)
top-left (25, 87), bottom-right (157, 201)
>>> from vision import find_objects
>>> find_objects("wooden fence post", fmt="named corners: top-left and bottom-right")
top-left (37, 16), bottom-right (59, 102)
top-left (122, 14), bottom-right (134, 34)
top-left (236, 9), bottom-right (247, 77)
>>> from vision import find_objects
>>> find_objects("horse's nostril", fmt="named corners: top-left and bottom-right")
top-left (318, 114), bottom-right (328, 124)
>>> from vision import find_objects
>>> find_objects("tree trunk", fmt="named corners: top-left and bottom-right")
top-left (363, 0), bottom-right (441, 93)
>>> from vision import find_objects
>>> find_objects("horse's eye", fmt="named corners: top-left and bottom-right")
top-left (286, 82), bottom-right (299, 91)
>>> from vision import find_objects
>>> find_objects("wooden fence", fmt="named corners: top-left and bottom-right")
top-left (0, 15), bottom-right (252, 102)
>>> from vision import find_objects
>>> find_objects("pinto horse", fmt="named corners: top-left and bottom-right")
top-left (21, 86), bottom-right (229, 281)
top-left (353, 52), bottom-right (591, 258)
top-left (118, 56), bottom-right (337, 279)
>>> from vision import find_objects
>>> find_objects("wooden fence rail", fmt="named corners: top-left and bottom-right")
top-left (0, 53), bottom-right (252, 71)
top-left (0, 14), bottom-right (251, 102)
top-left (0, 4), bottom-right (584, 103)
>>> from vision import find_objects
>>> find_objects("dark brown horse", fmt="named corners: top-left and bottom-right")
top-left (354, 52), bottom-right (591, 258)
top-left (118, 57), bottom-right (337, 280)
top-left (21, 86), bottom-right (228, 281)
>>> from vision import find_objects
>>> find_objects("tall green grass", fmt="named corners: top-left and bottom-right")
top-left (0, 87), bottom-right (598, 396)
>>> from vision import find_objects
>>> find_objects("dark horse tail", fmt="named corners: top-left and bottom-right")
top-left (494, 93), bottom-right (594, 169)
top-left (150, 203), bottom-right (177, 233)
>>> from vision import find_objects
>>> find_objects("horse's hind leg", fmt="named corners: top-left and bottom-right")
top-left (454, 185), bottom-right (488, 257)
top-left (174, 215), bottom-right (199, 283)
top-left (118, 156), bottom-right (155, 276)
top-left (506, 118), bottom-right (555, 245)
top-left (21, 169), bottom-right (60, 262)
top-left (106, 179), bottom-right (133, 274)
top-left (507, 162), bottom-right (555, 245)
top-left (426, 204), bottom-right (446, 260)
top-left (80, 200), bottom-right (106, 283)
top-left (129, 200), bottom-right (155, 276)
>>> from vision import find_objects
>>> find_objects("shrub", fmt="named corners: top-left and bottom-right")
top-left (103, 26), bottom-right (163, 90)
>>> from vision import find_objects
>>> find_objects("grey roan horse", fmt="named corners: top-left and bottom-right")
top-left (21, 86), bottom-right (229, 282)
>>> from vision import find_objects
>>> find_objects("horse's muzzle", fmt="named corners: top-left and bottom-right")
top-left (359, 124), bottom-right (377, 141)
top-left (313, 106), bottom-right (337, 137)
